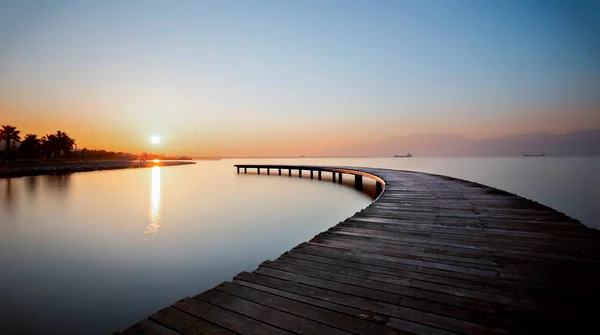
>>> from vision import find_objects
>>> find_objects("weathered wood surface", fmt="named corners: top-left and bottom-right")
top-left (121, 165), bottom-right (600, 334)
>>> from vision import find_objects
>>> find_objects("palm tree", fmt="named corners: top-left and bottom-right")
top-left (19, 133), bottom-right (41, 159)
top-left (0, 125), bottom-right (21, 162)
top-left (54, 131), bottom-right (75, 158)
top-left (41, 134), bottom-right (57, 160)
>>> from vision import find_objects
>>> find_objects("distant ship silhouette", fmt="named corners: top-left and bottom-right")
top-left (523, 153), bottom-right (545, 157)
top-left (394, 153), bottom-right (412, 158)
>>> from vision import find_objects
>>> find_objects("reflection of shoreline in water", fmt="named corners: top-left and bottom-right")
top-left (45, 174), bottom-right (71, 194)
top-left (144, 166), bottom-right (161, 240)
top-left (25, 176), bottom-right (38, 196)
top-left (3, 178), bottom-right (14, 211)
top-left (3, 174), bottom-right (72, 214)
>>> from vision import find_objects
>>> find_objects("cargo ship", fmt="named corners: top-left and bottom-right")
top-left (523, 153), bottom-right (545, 157)
top-left (394, 153), bottom-right (412, 158)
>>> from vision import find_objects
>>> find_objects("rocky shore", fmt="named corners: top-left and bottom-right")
top-left (0, 160), bottom-right (196, 178)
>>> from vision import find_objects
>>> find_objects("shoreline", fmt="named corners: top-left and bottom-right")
top-left (0, 160), bottom-right (196, 178)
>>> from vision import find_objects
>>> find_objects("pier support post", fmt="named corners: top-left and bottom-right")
top-left (332, 172), bottom-right (336, 183)
top-left (299, 169), bottom-right (302, 178)
top-left (339, 172), bottom-right (343, 184)
top-left (278, 168), bottom-right (281, 175)
top-left (355, 175), bottom-right (363, 190)
top-left (244, 167), bottom-right (247, 174)
top-left (257, 168), bottom-right (260, 175)
top-left (310, 170), bottom-right (314, 179)
top-left (237, 166), bottom-right (239, 174)
top-left (267, 168), bottom-right (270, 175)
top-left (288, 169), bottom-right (291, 177)
top-left (376, 182), bottom-right (383, 196)
top-left (318, 171), bottom-right (322, 180)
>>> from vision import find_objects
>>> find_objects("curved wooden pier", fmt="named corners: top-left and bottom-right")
top-left (120, 165), bottom-right (600, 335)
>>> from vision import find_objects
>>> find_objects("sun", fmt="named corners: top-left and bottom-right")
top-left (150, 135), bottom-right (161, 145)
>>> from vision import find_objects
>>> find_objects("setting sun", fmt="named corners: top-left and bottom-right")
top-left (150, 135), bottom-right (161, 145)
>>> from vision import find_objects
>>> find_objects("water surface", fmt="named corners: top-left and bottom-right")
top-left (0, 157), bottom-right (597, 334)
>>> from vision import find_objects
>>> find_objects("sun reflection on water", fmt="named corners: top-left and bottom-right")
top-left (144, 166), bottom-right (161, 240)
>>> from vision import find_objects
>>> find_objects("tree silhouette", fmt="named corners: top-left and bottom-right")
top-left (0, 125), bottom-right (21, 162)
top-left (19, 133), bottom-right (41, 159)
top-left (38, 131), bottom-right (76, 160)
top-left (0, 124), bottom-right (150, 162)
top-left (54, 130), bottom-right (75, 158)
top-left (41, 134), bottom-right (57, 160)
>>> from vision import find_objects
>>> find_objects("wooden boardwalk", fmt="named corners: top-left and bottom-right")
top-left (119, 165), bottom-right (600, 335)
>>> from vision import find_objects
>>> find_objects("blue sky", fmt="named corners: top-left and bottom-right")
top-left (1, 0), bottom-right (598, 155)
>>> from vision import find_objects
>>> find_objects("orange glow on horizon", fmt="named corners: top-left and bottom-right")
top-left (1, 102), bottom-right (598, 157)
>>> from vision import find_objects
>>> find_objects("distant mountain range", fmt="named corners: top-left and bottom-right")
top-left (328, 129), bottom-right (600, 157)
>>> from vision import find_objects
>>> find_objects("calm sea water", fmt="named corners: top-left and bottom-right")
top-left (0, 157), bottom-right (598, 334)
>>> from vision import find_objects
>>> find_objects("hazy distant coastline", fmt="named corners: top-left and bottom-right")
top-left (0, 160), bottom-right (195, 178)
top-left (326, 129), bottom-right (600, 157)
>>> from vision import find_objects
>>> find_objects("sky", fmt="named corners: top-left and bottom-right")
top-left (1, 0), bottom-right (599, 157)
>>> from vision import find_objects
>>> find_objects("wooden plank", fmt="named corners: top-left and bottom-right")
top-left (283, 250), bottom-right (505, 294)
top-left (340, 219), bottom-right (599, 251)
top-left (313, 235), bottom-right (552, 282)
top-left (123, 319), bottom-right (182, 335)
top-left (213, 282), bottom-right (402, 335)
top-left (278, 253), bottom-right (543, 305)
top-left (149, 307), bottom-right (234, 335)
top-left (310, 238), bottom-right (524, 279)
top-left (259, 260), bottom-right (511, 313)
top-left (305, 241), bottom-right (500, 278)
top-left (328, 226), bottom-right (599, 263)
top-left (340, 219), bottom-right (486, 238)
top-left (195, 288), bottom-right (352, 335)
top-left (275, 256), bottom-right (532, 327)
top-left (327, 228), bottom-right (514, 265)
top-left (385, 317), bottom-right (457, 335)
top-left (232, 279), bottom-right (389, 324)
top-left (255, 264), bottom-right (404, 305)
top-left (235, 272), bottom-right (498, 334)
top-left (293, 244), bottom-right (550, 292)
top-left (173, 297), bottom-right (290, 335)
top-left (234, 271), bottom-right (391, 323)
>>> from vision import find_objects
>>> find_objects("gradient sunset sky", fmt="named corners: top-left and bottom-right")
top-left (1, 0), bottom-right (599, 157)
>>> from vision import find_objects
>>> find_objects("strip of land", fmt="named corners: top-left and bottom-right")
top-left (0, 160), bottom-right (195, 178)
